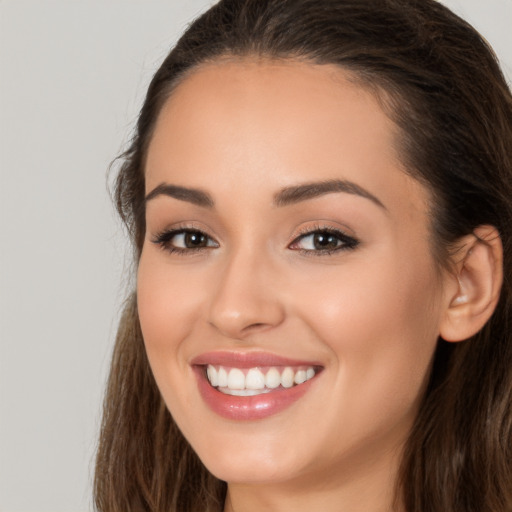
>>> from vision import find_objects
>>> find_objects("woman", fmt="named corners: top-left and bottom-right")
top-left (94, 0), bottom-right (512, 511)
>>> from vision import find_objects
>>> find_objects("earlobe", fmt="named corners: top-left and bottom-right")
top-left (440, 225), bottom-right (503, 342)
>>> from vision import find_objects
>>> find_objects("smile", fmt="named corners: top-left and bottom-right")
top-left (206, 365), bottom-right (317, 396)
top-left (192, 352), bottom-right (323, 420)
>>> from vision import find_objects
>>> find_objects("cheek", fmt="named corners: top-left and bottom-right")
top-left (292, 252), bottom-right (442, 414)
top-left (295, 249), bottom-right (440, 334)
top-left (136, 253), bottom-right (216, 437)
top-left (136, 251), bottom-right (207, 398)
top-left (137, 252), bottom-right (204, 343)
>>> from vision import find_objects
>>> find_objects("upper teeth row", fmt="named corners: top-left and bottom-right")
top-left (206, 365), bottom-right (316, 390)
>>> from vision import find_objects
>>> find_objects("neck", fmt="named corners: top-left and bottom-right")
top-left (223, 443), bottom-right (406, 512)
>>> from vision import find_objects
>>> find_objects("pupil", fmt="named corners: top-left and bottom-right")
top-left (185, 232), bottom-right (206, 247)
top-left (313, 233), bottom-right (338, 250)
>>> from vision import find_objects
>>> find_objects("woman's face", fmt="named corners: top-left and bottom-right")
top-left (138, 59), bottom-right (450, 488)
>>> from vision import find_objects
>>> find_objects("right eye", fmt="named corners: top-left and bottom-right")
top-left (151, 229), bottom-right (219, 254)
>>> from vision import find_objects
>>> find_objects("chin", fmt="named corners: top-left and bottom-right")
top-left (203, 452), bottom-right (300, 485)
top-left (187, 426), bottom-right (307, 484)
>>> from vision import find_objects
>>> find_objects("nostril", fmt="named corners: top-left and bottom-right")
top-left (246, 322), bottom-right (266, 329)
top-left (241, 322), bottom-right (275, 334)
top-left (207, 284), bottom-right (286, 338)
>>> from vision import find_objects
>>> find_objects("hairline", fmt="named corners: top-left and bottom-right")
top-left (139, 52), bottom-right (451, 277)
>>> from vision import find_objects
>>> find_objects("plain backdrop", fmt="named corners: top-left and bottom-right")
top-left (0, 1), bottom-right (510, 511)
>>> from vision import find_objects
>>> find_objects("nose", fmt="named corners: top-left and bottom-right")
top-left (207, 249), bottom-right (286, 340)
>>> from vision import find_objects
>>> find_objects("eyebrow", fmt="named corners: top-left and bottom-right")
top-left (144, 178), bottom-right (386, 210)
top-left (145, 183), bottom-right (214, 208)
top-left (273, 179), bottom-right (386, 209)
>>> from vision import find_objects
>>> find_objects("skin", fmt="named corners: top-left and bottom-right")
top-left (137, 59), bottom-right (456, 512)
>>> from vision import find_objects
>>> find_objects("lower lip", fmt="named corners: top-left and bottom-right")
top-left (193, 366), bottom-right (317, 421)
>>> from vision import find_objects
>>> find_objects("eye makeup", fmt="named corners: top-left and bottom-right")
top-left (288, 224), bottom-right (359, 256)
top-left (150, 222), bottom-right (359, 257)
top-left (151, 227), bottom-right (219, 255)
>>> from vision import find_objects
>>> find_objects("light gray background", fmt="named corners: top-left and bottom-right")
top-left (0, 1), bottom-right (510, 511)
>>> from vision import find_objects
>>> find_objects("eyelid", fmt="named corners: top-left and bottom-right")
top-left (151, 225), bottom-right (219, 254)
top-left (288, 223), bottom-right (359, 254)
top-left (149, 221), bottom-right (359, 256)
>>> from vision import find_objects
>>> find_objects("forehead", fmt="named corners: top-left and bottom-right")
top-left (146, 58), bottom-right (429, 220)
top-left (152, 58), bottom-right (394, 156)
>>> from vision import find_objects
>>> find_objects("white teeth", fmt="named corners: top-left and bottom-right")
top-left (205, 364), bottom-right (317, 393)
top-left (218, 367), bottom-right (228, 387)
top-left (222, 388), bottom-right (273, 396)
top-left (207, 365), bottom-right (218, 386)
top-left (265, 367), bottom-right (281, 389)
top-left (227, 368), bottom-right (245, 390)
top-left (294, 369), bottom-right (307, 385)
top-left (281, 367), bottom-right (295, 388)
top-left (246, 368), bottom-right (265, 390)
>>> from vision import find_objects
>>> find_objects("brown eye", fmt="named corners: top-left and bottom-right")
top-left (183, 231), bottom-right (208, 248)
top-left (290, 229), bottom-right (359, 254)
top-left (311, 233), bottom-right (342, 250)
top-left (152, 229), bottom-right (219, 253)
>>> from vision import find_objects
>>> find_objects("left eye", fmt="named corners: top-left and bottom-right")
top-left (152, 229), bottom-right (219, 253)
top-left (172, 231), bottom-right (214, 248)
top-left (290, 230), bottom-right (358, 252)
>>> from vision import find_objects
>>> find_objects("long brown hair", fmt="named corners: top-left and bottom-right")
top-left (94, 1), bottom-right (512, 510)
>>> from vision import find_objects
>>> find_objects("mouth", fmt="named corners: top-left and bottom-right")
top-left (205, 364), bottom-right (318, 396)
top-left (191, 352), bottom-right (323, 420)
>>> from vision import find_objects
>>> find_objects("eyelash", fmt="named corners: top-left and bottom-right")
top-left (151, 225), bottom-right (359, 256)
top-left (151, 227), bottom-right (218, 255)
top-left (290, 225), bottom-right (359, 256)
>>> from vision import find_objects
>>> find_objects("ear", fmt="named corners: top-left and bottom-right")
top-left (439, 225), bottom-right (503, 342)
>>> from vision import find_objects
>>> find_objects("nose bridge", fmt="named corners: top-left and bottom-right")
top-left (208, 241), bottom-right (285, 339)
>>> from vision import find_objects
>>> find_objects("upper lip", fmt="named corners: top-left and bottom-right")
top-left (191, 351), bottom-right (323, 368)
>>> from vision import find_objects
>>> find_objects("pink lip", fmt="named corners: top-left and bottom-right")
top-left (191, 351), bottom-right (322, 421)
top-left (191, 351), bottom-right (322, 368)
